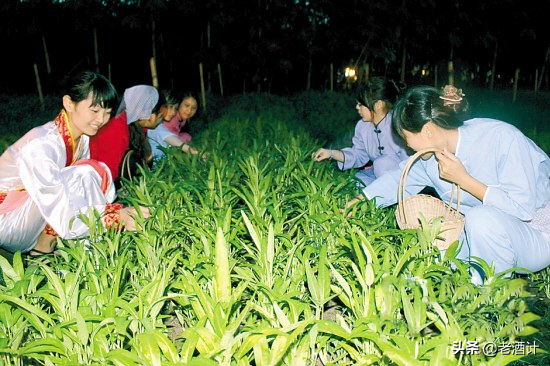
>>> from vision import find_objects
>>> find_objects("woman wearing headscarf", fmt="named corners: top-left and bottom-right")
top-left (89, 85), bottom-right (159, 184)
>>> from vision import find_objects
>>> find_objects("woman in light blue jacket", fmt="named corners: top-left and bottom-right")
top-left (313, 77), bottom-right (409, 187)
top-left (348, 85), bottom-right (550, 283)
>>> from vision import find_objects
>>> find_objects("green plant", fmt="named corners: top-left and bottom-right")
top-left (0, 91), bottom-right (548, 364)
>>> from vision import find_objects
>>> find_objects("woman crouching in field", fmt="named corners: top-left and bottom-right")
top-left (0, 71), bottom-right (149, 259)
top-left (347, 84), bottom-right (550, 284)
top-left (146, 89), bottom-right (204, 164)
top-left (313, 76), bottom-right (409, 187)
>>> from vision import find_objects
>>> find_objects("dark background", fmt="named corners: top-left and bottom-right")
top-left (1, 0), bottom-right (549, 96)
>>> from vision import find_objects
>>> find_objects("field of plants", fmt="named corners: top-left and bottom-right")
top-left (0, 89), bottom-right (549, 365)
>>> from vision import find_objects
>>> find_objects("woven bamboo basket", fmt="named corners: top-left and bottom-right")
top-left (395, 148), bottom-right (465, 250)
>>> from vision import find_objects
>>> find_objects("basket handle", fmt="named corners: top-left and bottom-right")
top-left (397, 148), bottom-right (461, 225)
top-left (121, 150), bottom-right (134, 182)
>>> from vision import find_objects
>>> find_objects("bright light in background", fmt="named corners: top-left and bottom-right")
top-left (345, 67), bottom-right (357, 80)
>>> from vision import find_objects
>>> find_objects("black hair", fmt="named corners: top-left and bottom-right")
top-left (355, 76), bottom-right (404, 110)
top-left (151, 89), bottom-right (165, 115)
top-left (179, 91), bottom-right (199, 107)
top-left (392, 85), bottom-right (470, 139)
top-left (65, 71), bottom-right (118, 110)
top-left (160, 89), bottom-right (180, 106)
top-left (122, 123), bottom-right (152, 184)
top-left (177, 91), bottom-right (199, 134)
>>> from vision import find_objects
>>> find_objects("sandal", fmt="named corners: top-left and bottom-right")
top-left (27, 248), bottom-right (56, 265)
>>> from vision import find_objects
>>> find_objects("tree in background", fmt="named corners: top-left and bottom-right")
top-left (1, 0), bottom-right (549, 95)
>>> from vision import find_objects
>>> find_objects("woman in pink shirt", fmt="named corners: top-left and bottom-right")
top-left (163, 91), bottom-right (198, 142)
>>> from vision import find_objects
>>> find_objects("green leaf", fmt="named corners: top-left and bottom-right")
top-left (0, 255), bottom-right (20, 283)
top-left (215, 228), bottom-right (231, 304)
top-left (16, 338), bottom-right (66, 356)
top-left (105, 348), bottom-right (143, 366)
top-left (0, 293), bottom-right (54, 326)
top-left (135, 331), bottom-right (162, 366)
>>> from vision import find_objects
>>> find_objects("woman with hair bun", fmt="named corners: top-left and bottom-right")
top-left (347, 84), bottom-right (550, 284)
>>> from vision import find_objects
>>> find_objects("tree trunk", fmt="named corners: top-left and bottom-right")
top-left (448, 43), bottom-right (455, 85)
top-left (490, 41), bottom-right (498, 91)
top-left (150, 57), bottom-right (158, 88)
top-left (158, 28), bottom-right (173, 89)
top-left (448, 61), bottom-right (454, 86)
top-left (151, 18), bottom-right (157, 61)
top-left (41, 35), bottom-right (51, 75)
top-left (217, 63), bottom-right (224, 96)
top-left (330, 63), bottom-right (333, 91)
top-left (93, 27), bottom-right (99, 72)
top-left (150, 17), bottom-right (159, 88)
top-left (400, 45), bottom-right (406, 84)
top-left (306, 55), bottom-right (312, 90)
top-left (512, 68), bottom-right (519, 103)
top-left (199, 63), bottom-right (206, 110)
top-left (306, 17), bottom-right (317, 90)
top-left (34, 64), bottom-right (44, 111)
top-left (537, 44), bottom-right (549, 91)
top-left (207, 22), bottom-right (211, 92)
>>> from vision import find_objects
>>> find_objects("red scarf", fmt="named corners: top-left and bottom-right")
top-left (54, 109), bottom-right (82, 166)
top-left (2, 110), bottom-right (121, 234)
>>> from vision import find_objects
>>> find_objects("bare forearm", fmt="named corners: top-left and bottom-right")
top-left (457, 175), bottom-right (487, 202)
top-left (329, 149), bottom-right (344, 162)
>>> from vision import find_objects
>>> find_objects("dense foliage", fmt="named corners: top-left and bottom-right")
top-left (0, 91), bottom-right (549, 365)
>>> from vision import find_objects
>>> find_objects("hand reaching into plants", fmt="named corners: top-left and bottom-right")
top-left (313, 148), bottom-right (342, 162)
top-left (313, 148), bottom-right (331, 161)
top-left (341, 194), bottom-right (365, 216)
top-left (120, 206), bottom-right (150, 231)
top-left (185, 144), bottom-right (198, 155)
top-left (183, 144), bottom-right (207, 160)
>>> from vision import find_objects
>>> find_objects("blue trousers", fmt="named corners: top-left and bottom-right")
top-left (355, 155), bottom-right (402, 188)
top-left (458, 205), bottom-right (550, 284)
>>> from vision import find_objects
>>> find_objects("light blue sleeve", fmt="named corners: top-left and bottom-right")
top-left (379, 114), bottom-right (409, 161)
top-left (362, 155), bottom-right (434, 207)
top-left (338, 121), bottom-right (372, 171)
top-left (147, 124), bottom-right (177, 160)
top-left (482, 131), bottom-right (548, 220)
